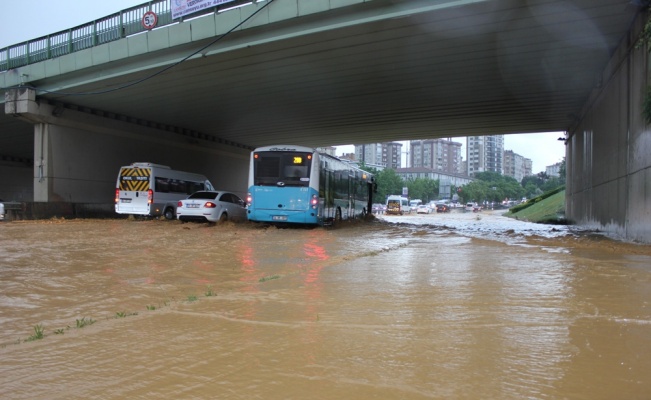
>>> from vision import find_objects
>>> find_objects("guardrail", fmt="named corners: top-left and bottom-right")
top-left (0, 0), bottom-right (253, 73)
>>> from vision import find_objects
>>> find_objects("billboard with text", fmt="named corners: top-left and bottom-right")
top-left (171, 0), bottom-right (237, 20)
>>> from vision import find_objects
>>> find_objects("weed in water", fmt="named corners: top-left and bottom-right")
top-left (187, 294), bottom-right (198, 302)
top-left (146, 305), bottom-right (157, 311)
top-left (26, 324), bottom-right (45, 342)
top-left (76, 317), bottom-right (96, 329)
top-left (54, 329), bottom-right (65, 335)
top-left (259, 274), bottom-right (281, 282)
top-left (205, 286), bottom-right (215, 297)
top-left (116, 311), bottom-right (139, 318)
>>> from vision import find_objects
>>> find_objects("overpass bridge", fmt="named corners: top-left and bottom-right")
top-left (1, 0), bottom-right (650, 242)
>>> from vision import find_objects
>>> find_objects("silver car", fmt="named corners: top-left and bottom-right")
top-left (177, 191), bottom-right (247, 223)
top-left (0, 200), bottom-right (5, 221)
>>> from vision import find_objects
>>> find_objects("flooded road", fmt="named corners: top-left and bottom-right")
top-left (1, 211), bottom-right (650, 399)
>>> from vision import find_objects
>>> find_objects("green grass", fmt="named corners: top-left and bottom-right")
top-left (26, 324), bottom-right (45, 342)
top-left (259, 274), bottom-right (281, 283)
top-left (76, 317), bottom-right (96, 328)
top-left (505, 190), bottom-right (566, 224)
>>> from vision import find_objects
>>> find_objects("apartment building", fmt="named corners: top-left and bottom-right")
top-left (409, 139), bottom-right (463, 174)
top-left (354, 142), bottom-right (403, 169)
top-left (503, 150), bottom-right (532, 182)
top-left (466, 135), bottom-right (504, 176)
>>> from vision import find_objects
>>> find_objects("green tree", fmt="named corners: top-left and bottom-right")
top-left (558, 157), bottom-right (566, 185)
top-left (406, 177), bottom-right (439, 202)
top-left (459, 171), bottom-right (525, 204)
top-left (374, 168), bottom-right (404, 202)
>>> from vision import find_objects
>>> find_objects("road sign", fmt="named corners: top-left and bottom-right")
top-left (142, 11), bottom-right (158, 30)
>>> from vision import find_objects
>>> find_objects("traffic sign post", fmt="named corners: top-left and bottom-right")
top-left (142, 11), bottom-right (158, 30)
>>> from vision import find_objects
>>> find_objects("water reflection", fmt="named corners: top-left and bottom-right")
top-left (0, 214), bottom-right (650, 399)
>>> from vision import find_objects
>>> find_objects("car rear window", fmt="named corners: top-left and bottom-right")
top-left (188, 191), bottom-right (219, 200)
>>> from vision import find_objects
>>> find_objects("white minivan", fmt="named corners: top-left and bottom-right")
top-left (386, 195), bottom-right (410, 215)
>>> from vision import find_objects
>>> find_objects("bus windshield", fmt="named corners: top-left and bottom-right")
top-left (253, 151), bottom-right (312, 187)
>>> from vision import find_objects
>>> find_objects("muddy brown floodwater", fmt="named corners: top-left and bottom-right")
top-left (1, 210), bottom-right (650, 399)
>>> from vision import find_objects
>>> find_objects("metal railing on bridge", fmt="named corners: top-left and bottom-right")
top-left (0, 0), bottom-right (255, 73)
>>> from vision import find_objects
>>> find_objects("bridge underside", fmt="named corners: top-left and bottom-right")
top-left (2, 0), bottom-right (650, 243)
top-left (1, 0), bottom-right (642, 159)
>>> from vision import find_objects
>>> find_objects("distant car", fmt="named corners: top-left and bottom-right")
top-left (0, 200), bottom-right (5, 221)
top-left (465, 203), bottom-right (474, 212)
top-left (436, 204), bottom-right (450, 213)
top-left (177, 191), bottom-right (247, 223)
top-left (372, 203), bottom-right (385, 214)
top-left (416, 205), bottom-right (431, 214)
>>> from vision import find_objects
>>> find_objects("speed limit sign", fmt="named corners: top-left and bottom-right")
top-left (142, 11), bottom-right (158, 30)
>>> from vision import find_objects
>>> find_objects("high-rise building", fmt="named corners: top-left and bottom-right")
top-left (546, 162), bottom-right (562, 177)
top-left (466, 135), bottom-right (504, 176)
top-left (354, 142), bottom-right (403, 169)
top-left (503, 150), bottom-right (532, 183)
top-left (409, 139), bottom-right (463, 174)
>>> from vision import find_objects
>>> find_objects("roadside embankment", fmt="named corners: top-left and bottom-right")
top-left (504, 189), bottom-right (566, 224)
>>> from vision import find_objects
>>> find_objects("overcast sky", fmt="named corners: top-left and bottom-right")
top-left (1, 0), bottom-right (566, 173)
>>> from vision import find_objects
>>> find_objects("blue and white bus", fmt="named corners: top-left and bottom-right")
top-left (246, 145), bottom-right (376, 226)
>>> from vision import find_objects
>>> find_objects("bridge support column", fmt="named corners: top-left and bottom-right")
top-left (33, 123), bottom-right (54, 202)
top-left (566, 11), bottom-right (651, 243)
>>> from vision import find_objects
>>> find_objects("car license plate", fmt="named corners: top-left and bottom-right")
top-left (272, 215), bottom-right (288, 221)
top-left (121, 198), bottom-right (131, 203)
top-left (187, 204), bottom-right (200, 208)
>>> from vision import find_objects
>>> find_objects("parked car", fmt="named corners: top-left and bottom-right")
top-left (372, 203), bottom-right (385, 214)
top-left (0, 200), bottom-right (5, 221)
top-left (436, 204), bottom-right (450, 213)
top-left (416, 205), bottom-right (431, 214)
top-left (465, 203), bottom-right (474, 212)
top-left (177, 191), bottom-right (247, 223)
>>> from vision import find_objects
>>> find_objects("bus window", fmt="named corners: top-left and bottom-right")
top-left (155, 177), bottom-right (170, 192)
top-left (254, 152), bottom-right (312, 186)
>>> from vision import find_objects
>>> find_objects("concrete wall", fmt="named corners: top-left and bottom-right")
top-left (37, 121), bottom-right (250, 204)
top-left (566, 11), bottom-right (651, 243)
top-left (0, 163), bottom-right (32, 202)
top-left (5, 90), bottom-right (251, 215)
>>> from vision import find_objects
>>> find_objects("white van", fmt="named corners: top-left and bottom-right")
top-left (115, 162), bottom-right (214, 219)
top-left (386, 195), bottom-right (410, 215)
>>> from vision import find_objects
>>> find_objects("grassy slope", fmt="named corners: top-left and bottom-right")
top-left (504, 190), bottom-right (566, 224)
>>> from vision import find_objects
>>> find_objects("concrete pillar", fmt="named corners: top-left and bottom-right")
top-left (33, 123), bottom-right (53, 202)
top-left (566, 10), bottom-right (651, 243)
